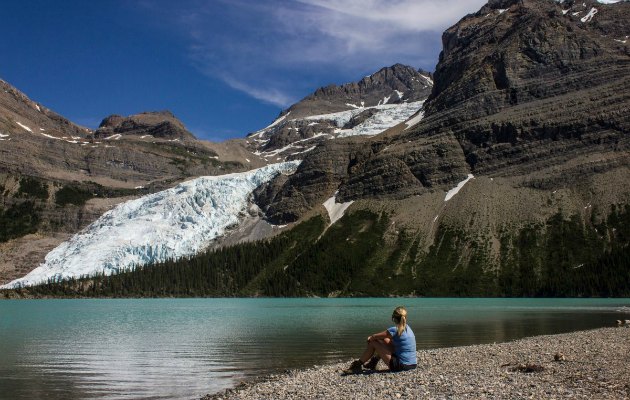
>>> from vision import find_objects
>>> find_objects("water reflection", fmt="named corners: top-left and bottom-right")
top-left (0, 298), bottom-right (628, 400)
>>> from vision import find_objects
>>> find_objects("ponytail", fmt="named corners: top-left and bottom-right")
top-left (392, 306), bottom-right (408, 337)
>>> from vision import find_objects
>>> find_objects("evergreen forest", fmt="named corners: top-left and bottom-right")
top-left (4, 204), bottom-right (630, 299)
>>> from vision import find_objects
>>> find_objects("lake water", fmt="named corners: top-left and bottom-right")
top-left (1, 298), bottom-right (629, 400)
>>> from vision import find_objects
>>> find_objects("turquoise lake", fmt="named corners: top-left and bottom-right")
top-left (1, 298), bottom-right (629, 399)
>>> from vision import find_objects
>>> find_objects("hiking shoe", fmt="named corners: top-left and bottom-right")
top-left (342, 360), bottom-right (363, 374)
top-left (364, 356), bottom-right (380, 370)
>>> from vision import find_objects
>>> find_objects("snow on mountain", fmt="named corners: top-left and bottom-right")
top-left (251, 100), bottom-right (427, 160)
top-left (304, 100), bottom-right (425, 134)
top-left (333, 101), bottom-right (426, 138)
top-left (322, 192), bottom-right (354, 225)
top-left (1, 161), bottom-right (301, 289)
top-left (15, 121), bottom-right (32, 132)
top-left (444, 174), bottom-right (475, 202)
top-left (404, 110), bottom-right (425, 130)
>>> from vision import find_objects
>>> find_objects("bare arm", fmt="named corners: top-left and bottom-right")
top-left (367, 330), bottom-right (392, 342)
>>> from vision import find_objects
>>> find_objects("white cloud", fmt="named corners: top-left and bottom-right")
top-left (294, 0), bottom-right (486, 32)
top-left (155, 0), bottom-right (487, 107)
top-left (219, 75), bottom-right (295, 107)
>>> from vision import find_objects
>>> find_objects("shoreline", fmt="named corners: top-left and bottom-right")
top-left (203, 327), bottom-right (630, 399)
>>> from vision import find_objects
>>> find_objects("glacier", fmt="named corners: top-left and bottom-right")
top-left (304, 100), bottom-right (426, 137)
top-left (1, 161), bottom-right (301, 289)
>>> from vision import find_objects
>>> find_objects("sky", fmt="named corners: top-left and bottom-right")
top-left (0, 0), bottom-right (486, 141)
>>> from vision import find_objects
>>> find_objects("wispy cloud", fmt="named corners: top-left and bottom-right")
top-left (218, 75), bottom-right (295, 107)
top-left (147, 0), bottom-right (486, 107)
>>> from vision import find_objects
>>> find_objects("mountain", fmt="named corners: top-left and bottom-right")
top-left (3, 0), bottom-right (630, 296)
top-left (94, 110), bottom-right (197, 141)
top-left (258, 0), bottom-right (630, 222)
top-left (1, 162), bottom-right (299, 289)
top-left (0, 63), bottom-right (431, 288)
top-left (246, 64), bottom-right (433, 161)
top-left (0, 80), bottom-right (256, 285)
top-left (234, 0), bottom-right (630, 296)
top-left (282, 63), bottom-right (432, 119)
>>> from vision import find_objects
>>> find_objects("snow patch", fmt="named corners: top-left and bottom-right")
top-left (40, 131), bottom-right (60, 140)
top-left (16, 122), bottom-right (32, 132)
top-left (290, 145), bottom-right (317, 156)
top-left (105, 134), bottom-right (122, 140)
top-left (1, 161), bottom-right (301, 289)
top-left (444, 174), bottom-right (475, 202)
top-left (253, 112), bottom-right (290, 136)
top-left (310, 100), bottom-right (425, 138)
top-left (498, 8), bottom-right (507, 14)
top-left (581, 7), bottom-right (597, 22)
top-left (394, 90), bottom-right (404, 100)
top-left (323, 192), bottom-right (354, 225)
top-left (404, 111), bottom-right (425, 130)
top-left (0, 133), bottom-right (9, 138)
top-left (35, 104), bottom-right (41, 112)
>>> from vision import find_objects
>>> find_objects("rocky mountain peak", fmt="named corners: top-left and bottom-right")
top-left (245, 64), bottom-right (433, 162)
top-left (0, 78), bottom-right (89, 138)
top-left (95, 110), bottom-right (195, 140)
top-left (281, 64), bottom-right (432, 120)
top-left (424, 0), bottom-right (630, 118)
top-left (256, 0), bottom-right (629, 225)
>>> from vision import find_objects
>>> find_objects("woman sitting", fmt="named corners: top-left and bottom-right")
top-left (344, 306), bottom-right (417, 373)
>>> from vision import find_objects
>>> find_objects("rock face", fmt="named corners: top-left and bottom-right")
top-left (282, 64), bottom-right (432, 119)
top-left (0, 79), bottom-right (89, 140)
top-left (246, 64), bottom-right (433, 162)
top-left (417, 0), bottom-right (630, 178)
top-left (94, 111), bottom-right (196, 141)
top-left (258, 0), bottom-right (630, 224)
top-left (0, 81), bottom-right (253, 285)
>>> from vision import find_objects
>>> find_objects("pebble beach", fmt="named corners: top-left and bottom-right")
top-left (203, 327), bottom-right (630, 400)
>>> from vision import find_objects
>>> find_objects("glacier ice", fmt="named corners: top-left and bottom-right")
top-left (1, 161), bottom-right (301, 289)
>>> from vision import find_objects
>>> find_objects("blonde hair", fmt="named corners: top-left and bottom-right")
top-left (392, 306), bottom-right (408, 337)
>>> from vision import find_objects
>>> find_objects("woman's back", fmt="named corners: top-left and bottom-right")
top-left (387, 324), bottom-right (417, 365)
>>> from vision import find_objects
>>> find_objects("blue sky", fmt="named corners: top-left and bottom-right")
top-left (0, 0), bottom-right (485, 141)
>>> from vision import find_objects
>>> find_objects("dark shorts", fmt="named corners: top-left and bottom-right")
top-left (389, 354), bottom-right (417, 372)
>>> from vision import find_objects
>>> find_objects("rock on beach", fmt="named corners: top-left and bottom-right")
top-left (203, 328), bottom-right (630, 400)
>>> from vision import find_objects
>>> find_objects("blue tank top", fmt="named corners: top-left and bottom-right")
top-left (387, 324), bottom-right (417, 365)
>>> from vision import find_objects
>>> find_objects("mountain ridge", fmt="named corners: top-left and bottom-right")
top-left (257, 0), bottom-right (630, 223)
top-left (2, 0), bottom-right (629, 295)
top-left (0, 62), bottom-right (433, 286)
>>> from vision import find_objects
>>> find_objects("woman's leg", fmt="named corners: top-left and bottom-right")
top-left (359, 338), bottom-right (394, 365)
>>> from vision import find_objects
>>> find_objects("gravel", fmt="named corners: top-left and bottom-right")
top-left (202, 327), bottom-right (630, 400)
